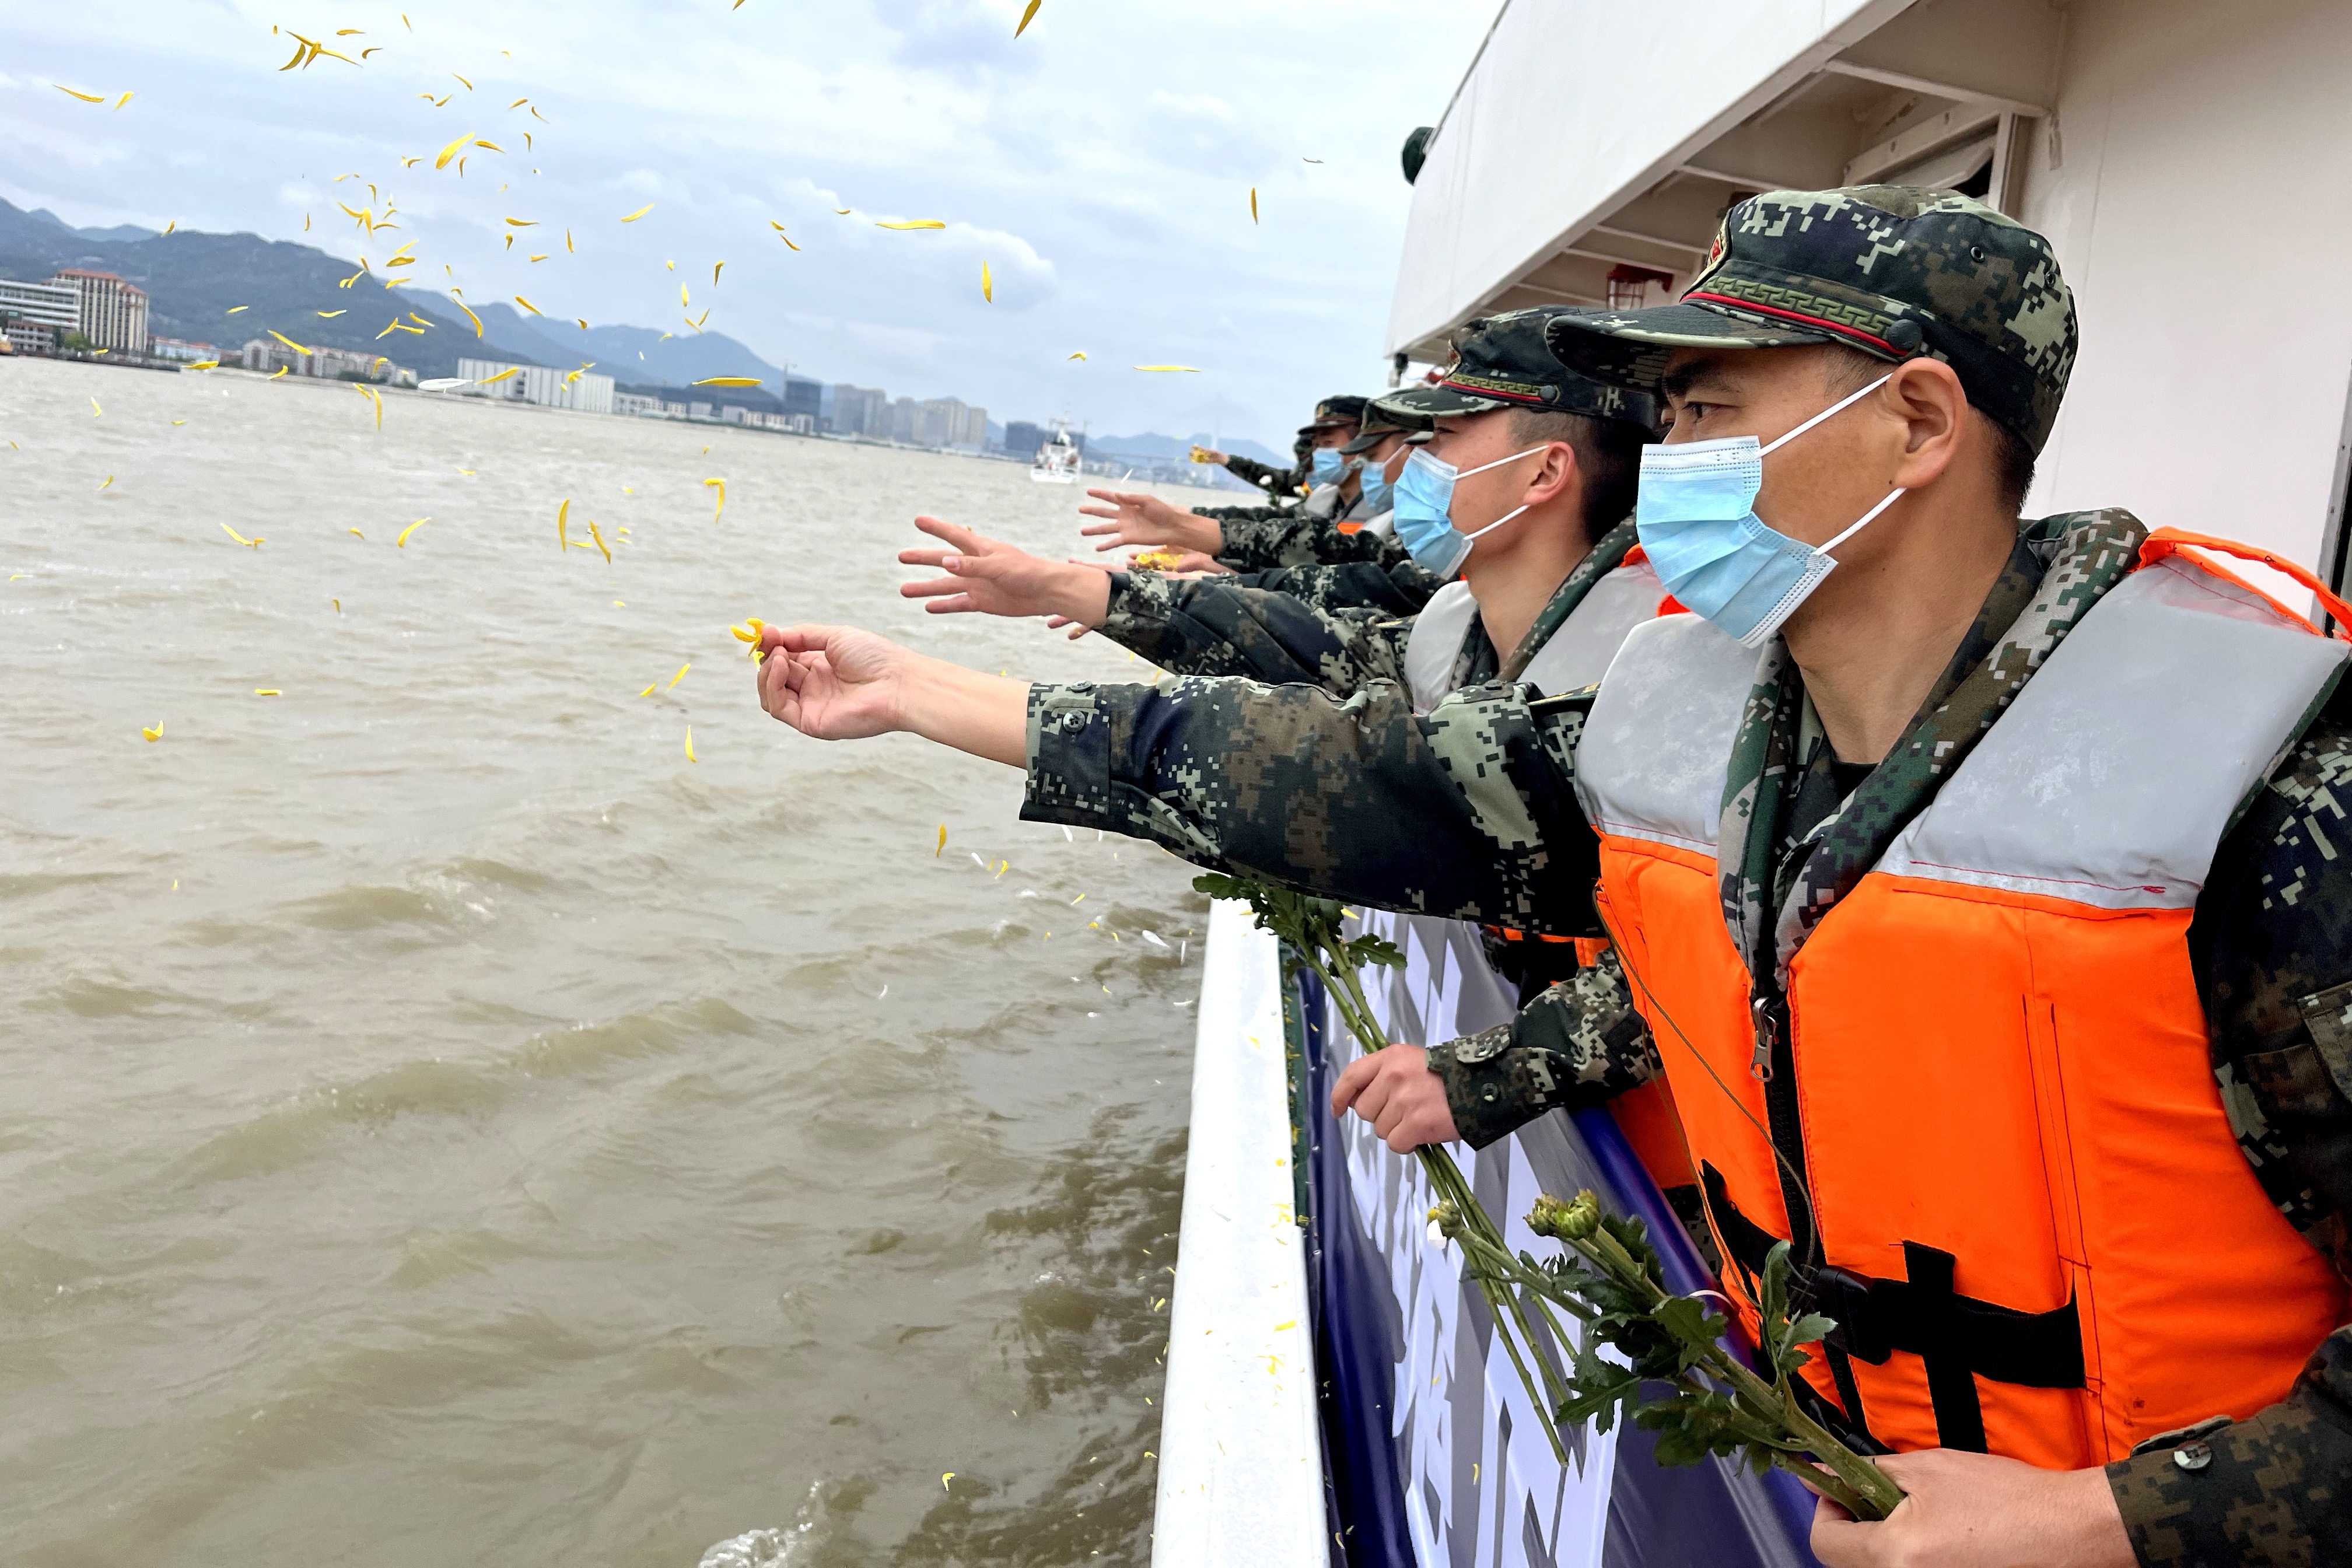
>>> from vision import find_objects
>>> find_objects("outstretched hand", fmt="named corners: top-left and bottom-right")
top-left (1076, 488), bottom-right (1224, 556)
top-left (754, 622), bottom-right (1035, 768)
top-left (898, 514), bottom-right (1110, 628)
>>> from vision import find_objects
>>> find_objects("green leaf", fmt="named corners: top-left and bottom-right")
top-left (1759, 1240), bottom-right (1791, 1342)
top-left (1781, 1313), bottom-right (1837, 1352)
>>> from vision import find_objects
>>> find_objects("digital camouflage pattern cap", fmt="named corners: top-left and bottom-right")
top-left (1373, 306), bottom-right (1660, 432)
top-left (1543, 186), bottom-right (2076, 452)
top-left (1339, 402), bottom-right (1434, 454)
top-left (1298, 394), bottom-right (1369, 438)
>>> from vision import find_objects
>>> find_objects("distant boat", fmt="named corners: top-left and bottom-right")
top-left (1029, 419), bottom-right (1080, 484)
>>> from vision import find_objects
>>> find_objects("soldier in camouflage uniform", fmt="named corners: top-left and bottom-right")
top-left (1191, 392), bottom-right (1361, 499)
top-left (1077, 402), bottom-right (1426, 574)
top-left (901, 310), bottom-right (1648, 704)
top-left (754, 186), bottom-right (2352, 1566)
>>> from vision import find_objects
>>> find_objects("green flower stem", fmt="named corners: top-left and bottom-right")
top-left (1557, 1227), bottom-right (1902, 1521)
top-left (1293, 947), bottom-right (1570, 1465)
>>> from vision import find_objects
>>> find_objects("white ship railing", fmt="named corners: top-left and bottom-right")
top-left (1150, 900), bottom-right (1325, 1566)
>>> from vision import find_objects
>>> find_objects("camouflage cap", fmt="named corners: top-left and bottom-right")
top-left (1298, 394), bottom-right (1369, 438)
top-left (1542, 186), bottom-right (2077, 452)
top-left (1373, 306), bottom-right (1660, 431)
top-left (1339, 402), bottom-right (1434, 454)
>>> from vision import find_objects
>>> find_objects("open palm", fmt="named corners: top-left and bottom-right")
top-left (1075, 488), bottom-right (1223, 555)
top-left (898, 514), bottom-right (1066, 618)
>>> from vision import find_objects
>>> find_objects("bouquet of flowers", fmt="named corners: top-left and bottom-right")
top-left (1196, 872), bottom-right (1901, 1518)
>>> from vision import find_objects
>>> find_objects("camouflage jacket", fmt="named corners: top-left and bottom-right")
top-left (1019, 510), bottom-right (2352, 1566)
top-left (1094, 572), bottom-right (1422, 692)
top-left (1215, 502), bottom-right (1411, 573)
top-left (1227, 559), bottom-right (1445, 617)
top-left (1219, 452), bottom-right (1300, 496)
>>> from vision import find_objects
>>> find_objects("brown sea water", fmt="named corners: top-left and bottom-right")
top-left (0, 355), bottom-right (1204, 1565)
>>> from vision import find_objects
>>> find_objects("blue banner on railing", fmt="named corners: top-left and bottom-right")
top-left (1297, 911), bottom-right (1823, 1568)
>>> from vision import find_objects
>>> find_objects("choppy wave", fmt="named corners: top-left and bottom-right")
top-left (1, 359), bottom-right (1200, 1565)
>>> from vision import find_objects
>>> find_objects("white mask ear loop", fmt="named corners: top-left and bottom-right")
top-left (1818, 486), bottom-right (1906, 555)
top-left (1452, 443), bottom-right (1553, 480)
top-left (1460, 505), bottom-right (1528, 544)
top-left (1446, 444), bottom-right (1552, 547)
top-left (1759, 373), bottom-right (1892, 456)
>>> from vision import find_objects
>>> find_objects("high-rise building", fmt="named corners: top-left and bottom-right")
top-left (48, 269), bottom-right (149, 354)
top-left (912, 397), bottom-right (988, 449)
top-left (782, 375), bottom-right (823, 425)
top-left (889, 396), bottom-right (919, 443)
top-left (826, 384), bottom-right (888, 437)
top-left (1003, 421), bottom-right (1045, 458)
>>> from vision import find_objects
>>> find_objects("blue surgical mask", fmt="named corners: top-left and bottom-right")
top-left (1307, 446), bottom-right (1352, 487)
top-left (1634, 374), bottom-right (1906, 647)
top-left (1356, 461), bottom-right (1394, 516)
top-left (1391, 444), bottom-right (1549, 578)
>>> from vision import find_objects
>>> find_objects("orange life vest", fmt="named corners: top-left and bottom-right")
top-left (1577, 531), bottom-right (2352, 1464)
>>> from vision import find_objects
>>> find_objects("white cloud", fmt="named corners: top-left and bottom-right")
top-left (0, 0), bottom-right (1502, 442)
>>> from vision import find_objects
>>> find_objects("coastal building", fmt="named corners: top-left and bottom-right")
top-left (1003, 420), bottom-right (1082, 460)
top-left (48, 268), bottom-right (148, 354)
top-left (781, 374), bottom-right (823, 426)
top-left (887, 396), bottom-right (919, 443)
top-left (239, 338), bottom-right (413, 385)
top-left (614, 391), bottom-right (662, 418)
top-left (454, 357), bottom-right (615, 414)
top-left (825, 383), bottom-right (890, 438)
top-left (148, 337), bottom-right (219, 364)
top-left (0, 276), bottom-right (79, 353)
top-left (1385, 0), bottom-right (2352, 613)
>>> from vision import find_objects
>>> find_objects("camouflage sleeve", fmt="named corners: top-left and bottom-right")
top-left (1236, 558), bottom-right (1446, 617)
top-left (1020, 677), bottom-right (1601, 932)
top-left (1216, 511), bottom-right (1410, 572)
top-left (1197, 501), bottom-right (1297, 524)
top-left (1094, 571), bottom-right (1410, 694)
top-left (1219, 454), bottom-right (1296, 494)
top-left (1426, 948), bottom-right (1658, 1149)
top-left (2118, 710), bottom-right (2352, 1565)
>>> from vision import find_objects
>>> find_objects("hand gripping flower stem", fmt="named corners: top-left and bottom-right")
top-left (1194, 873), bottom-right (1575, 1463)
top-left (1434, 1191), bottom-right (1904, 1521)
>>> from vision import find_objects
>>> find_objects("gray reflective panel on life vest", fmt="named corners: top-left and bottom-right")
top-left (1881, 555), bottom-right (2351, 911)
top-left (1519, 561), bottom-right (1662, 699)
top-left (1576, 611), bottom-right (1760, 853)
top-left (1404, 580), bottom-right (1479, 715)
top-left (1359, 509), bottom-right (1395, 539)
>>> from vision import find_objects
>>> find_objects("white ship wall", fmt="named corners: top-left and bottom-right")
top-left (1390, 0), bottom-right (2352, 604)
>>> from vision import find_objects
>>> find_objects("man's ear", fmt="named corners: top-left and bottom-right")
top-left (1528, 440), bottom-right (1581, 505)
top-left (1886, 357), bottom-right (1967, 489)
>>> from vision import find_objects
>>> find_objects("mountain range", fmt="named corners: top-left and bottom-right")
top-left (0, 198), bottom-right (1287, 464)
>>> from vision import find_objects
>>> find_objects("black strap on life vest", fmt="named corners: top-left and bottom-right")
top-left (1700, 1164), bottom-right (2085, 1454)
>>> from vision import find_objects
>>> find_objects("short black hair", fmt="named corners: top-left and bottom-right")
top-left (1505, 406), bottom-right (1648, 546)
top-left (1817, 345), bottom-right (2035, 515)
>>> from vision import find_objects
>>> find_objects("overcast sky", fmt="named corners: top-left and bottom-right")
top-left (0, 0), bottom-right (1500, 445)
